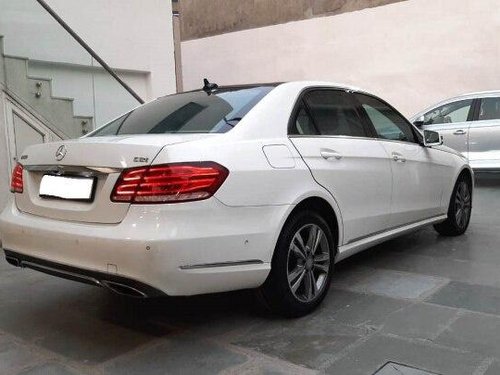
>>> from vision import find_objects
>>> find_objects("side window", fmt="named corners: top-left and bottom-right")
top-left (356, 94), bottom-right (416, 143)
top-left (422, 99), bottom-right (472, 125)
top-left (302, 90), bottom-right (368, 137)
top-left (478, 97), bottom-right (500, 121)
top-left (289, 101), bottom-right (318, 135)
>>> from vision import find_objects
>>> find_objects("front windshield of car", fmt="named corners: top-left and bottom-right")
top-left (89, 86), bottom-right (275, 136)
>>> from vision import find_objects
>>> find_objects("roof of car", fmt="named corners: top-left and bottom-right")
top-left (411, 90), bottom-right (500, 119)
top-left (182, 80), bottom-right (365, 94)
top-left (456, 90), bottom-right (500, 98)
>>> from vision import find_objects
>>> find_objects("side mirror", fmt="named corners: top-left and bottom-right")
top-left (413, 115), bottom-right (425, 127)
top-left (423, 130), bottom-right (443, 147)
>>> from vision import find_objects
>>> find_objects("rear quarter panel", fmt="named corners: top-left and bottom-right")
top-left (151, 136), bottom-right (345, 246)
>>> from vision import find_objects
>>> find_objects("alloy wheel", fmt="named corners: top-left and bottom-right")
top-left (455, 180), bottom-right (471, 229)
top-left (287, 224), bottom-right (330, 303)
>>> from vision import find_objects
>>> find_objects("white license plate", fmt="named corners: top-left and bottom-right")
top-left (39, 175), bottom-right (95, 201)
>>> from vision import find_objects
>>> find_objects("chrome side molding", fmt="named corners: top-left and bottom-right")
top-left (180, 259), bottom-right (264, 270)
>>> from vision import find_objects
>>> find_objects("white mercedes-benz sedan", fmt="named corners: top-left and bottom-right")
top-left (0, 81), bottom-right (473, 317)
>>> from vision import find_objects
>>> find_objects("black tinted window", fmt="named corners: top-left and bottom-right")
top-left (90, 86), bottom-right (274, 136)
top-left (479, 97), bottom-right (500, 121)
top-left (299, 90), bottom-right (367, 137)
top-left (289, 101), bottom-right (318, 135)
top-left (356, 94), bottom-right (416, 143)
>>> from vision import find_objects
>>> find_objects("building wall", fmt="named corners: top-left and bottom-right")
top-left (181, 0), bottom-right (500, 117)
top-left (0, 88), bottom-right (9, 213)
top-left (0, 0), bottom-right (177, 125)
top-left (179, 0), bottom-right (405, 40)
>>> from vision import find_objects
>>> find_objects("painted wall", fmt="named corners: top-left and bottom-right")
top-left (181, 0), bottom-right (500, 117)
top-left (179, 0), bottom-right (405, 40)
top-left (0, 89), bottom-right (9, 213)
top-left (0, 0), bottom-right (176, 125)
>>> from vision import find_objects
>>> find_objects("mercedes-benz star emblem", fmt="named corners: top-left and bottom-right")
top-left (55, 145), bottom-right (67, 161)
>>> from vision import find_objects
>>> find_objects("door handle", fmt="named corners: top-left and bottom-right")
top-left (320, 149), bottom-right (343, 160)
top-left (392, 152), bottom-right (406, 163)
top-left (453, 129), bottom-right (467, 135)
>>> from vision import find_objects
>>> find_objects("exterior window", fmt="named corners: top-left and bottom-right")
top-left (300, 90), bottom-right (368, 137)
top-left (422, 99), bottom-right (473, 125)
top-left (290, 101), bottom-right (318, 135)
top-left (90, 86), bottom-right (274, 136)
top-left (478, 97), bottom-right (500, 121)
top-left (356, 94), bottom-right (416, 143)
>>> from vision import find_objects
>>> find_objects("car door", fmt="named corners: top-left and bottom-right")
top-left (418, 99), bottom-right (474, 157)
top-left (289, 88), bottom-right (393, 245)
top-left (355, 93), bottom-right (451, 226)
top-left (468, 96), bottom-right (500, 170)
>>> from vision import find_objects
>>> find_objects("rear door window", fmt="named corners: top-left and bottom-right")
top-left (290, 90), bottom-right (368, 137)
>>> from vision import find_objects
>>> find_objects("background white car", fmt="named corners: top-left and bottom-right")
top-left (411, 91), bottom-right (500, 171)
top-left (0, 81), bottom-right (473, 316)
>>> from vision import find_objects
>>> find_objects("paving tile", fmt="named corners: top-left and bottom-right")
top-left (325, 334), bottom-right (483, 375)
top-left (366, 251), bottom-right (500, 289)
top-left (104, 335), bottom-right (247, 375)
top-left (374, 362), bottom-right (439, 375)
top-left (435, 312), bottom-right (500, 358)
top-left (222, 357), bottom-right (316, 375)
top-left (396, 226), bottom-right (500, 266)
top-left (18, 363), bottom-right (82, 375)
top-left (327, 291), bottom-right (409, 327)
top-left (382, 302), bottom-right (458, 340)
top-left (0, 335), bottom-right (41, 374)
top-left (0, 297), bottom-right (161, 364)
top-left (426, 281), bottom-right (500, 316)
top-left (232, 313), bottom-right (369, 369)
top-left (484, 360), bottom-right (500, 375)
top-left (334, 267), bottom-right (447, 300)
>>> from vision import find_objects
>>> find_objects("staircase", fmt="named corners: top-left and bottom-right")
top-left (0, 35), bottom-right (93, 139)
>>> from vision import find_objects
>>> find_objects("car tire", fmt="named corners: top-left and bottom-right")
top-left (258, 210), bottom-right (335, 318)
top-left (433, 173), bottom-right (472, 236)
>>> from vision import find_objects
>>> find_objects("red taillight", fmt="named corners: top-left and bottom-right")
top-left (10, 163), bottom-right (24, 193)
top-left (111, 162), bottom-right (229, 204)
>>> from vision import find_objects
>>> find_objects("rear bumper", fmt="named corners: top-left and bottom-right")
top-left (0, 198), bottom-right (291, 296)
top-left (4, 249), bottom-right (164, 297)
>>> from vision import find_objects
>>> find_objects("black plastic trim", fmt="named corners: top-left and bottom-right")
top-left (3, 249), bottom-right (165, 298)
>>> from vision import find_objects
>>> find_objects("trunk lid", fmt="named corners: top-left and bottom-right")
top-left (16, 134), bottom-right (213, 224)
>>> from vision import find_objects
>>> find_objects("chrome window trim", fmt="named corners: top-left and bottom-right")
top-left (288, 134), bottom-right (420, 146)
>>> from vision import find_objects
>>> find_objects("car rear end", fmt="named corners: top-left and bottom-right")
top-left (0, 85), bottom-right (282, 297)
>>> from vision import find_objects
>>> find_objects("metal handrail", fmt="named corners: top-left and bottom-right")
top-left (35, 0), bottom-right (145, 104)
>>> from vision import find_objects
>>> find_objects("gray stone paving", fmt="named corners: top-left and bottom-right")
top-left (0, 174), bottom-right (499, 375)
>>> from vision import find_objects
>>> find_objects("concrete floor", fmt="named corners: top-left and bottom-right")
top-left (1, 176), bottom-right (500, 375)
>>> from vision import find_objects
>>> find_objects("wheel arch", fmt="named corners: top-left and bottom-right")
top-left (270, 195), bottom-right (342, 264)
top-left (459, 166), bottom-right (474, 188)
top-left (443, 166), bottom-right (474, 210)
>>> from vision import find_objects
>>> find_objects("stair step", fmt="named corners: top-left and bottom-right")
top-left (3, 55), bottom-right (93, 138)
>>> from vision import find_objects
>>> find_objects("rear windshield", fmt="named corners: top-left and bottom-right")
top-left (89, 86), bottom-right (274, 136)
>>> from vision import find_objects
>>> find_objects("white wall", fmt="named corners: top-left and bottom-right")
top-left (182, 0), bottom-right (500, 117)
top-left (0, 89), bottom-right (10, 213)
top-left (0, 0), bottom-right (176, 125)
top-left (44, 0), bottom-right (177, 101)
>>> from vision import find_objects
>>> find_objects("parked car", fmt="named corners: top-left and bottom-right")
top-left (0, 81), bottom-right (473, 317)
top-left (411, 91), bottom-right (500, 171)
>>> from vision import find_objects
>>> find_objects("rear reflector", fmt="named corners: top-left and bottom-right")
top-left (111, 162), bottom-right (229, 204)
top-left (10, 163), bottom-right (24, 193)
